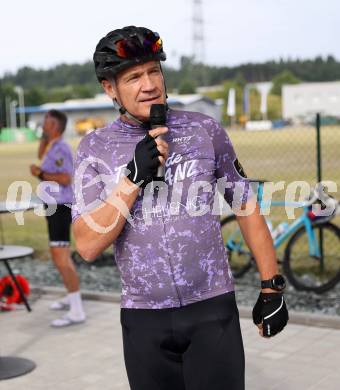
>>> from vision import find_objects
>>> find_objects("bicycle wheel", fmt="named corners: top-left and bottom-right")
top-left (283, 222), bottom-right (340, 293)
top-left (220, 215), bottom-right (253, 278)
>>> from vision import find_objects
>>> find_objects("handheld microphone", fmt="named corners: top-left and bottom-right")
top-left (150, 104), bottom-right (167, 179)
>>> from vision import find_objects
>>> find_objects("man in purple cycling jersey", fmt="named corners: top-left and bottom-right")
top-left (72, 26), bottom-right (288, 390)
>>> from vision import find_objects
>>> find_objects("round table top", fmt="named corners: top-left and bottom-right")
top-left (0, 356), bottom-right (36, 380)
top-left (0, 200), bottom-right (43, 214)
top-left (0, 245), bottom-right (33, 260)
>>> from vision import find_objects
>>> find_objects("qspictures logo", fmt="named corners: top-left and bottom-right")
top-left (4, 155), bottom-right (339, 233)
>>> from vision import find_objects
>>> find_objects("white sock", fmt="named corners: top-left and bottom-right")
top-left (67, 291), bottom-right (85, 319)
top-left (49, 295), bottom-right (70, 310)
top-left (60, 295), bottom-right (69, 304)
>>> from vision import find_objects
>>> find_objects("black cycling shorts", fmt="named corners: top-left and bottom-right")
top-left (44, 204), bottom-right (72, 247)
top-left (120, 291), bottom-right (245, 390)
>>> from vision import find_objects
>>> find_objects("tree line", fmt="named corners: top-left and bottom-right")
top-left (0, 55), bottom-right (339, 126)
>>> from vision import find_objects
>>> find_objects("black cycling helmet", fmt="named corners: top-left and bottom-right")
top-left (93, 26), bottom-right (166, 82)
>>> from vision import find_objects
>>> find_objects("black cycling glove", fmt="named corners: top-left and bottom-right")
top-left (126, 133), bottom-right (161, 188)
top-left (252, 292), bottom-right (289, 337)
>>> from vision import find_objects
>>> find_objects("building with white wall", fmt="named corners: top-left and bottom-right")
top-left (167, 94), bottom-right (223, 121)
top-left (282, 81), bottom-right (340, 120)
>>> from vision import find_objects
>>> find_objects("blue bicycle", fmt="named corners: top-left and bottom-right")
top-left (220, 180), bottom-right (340, 293)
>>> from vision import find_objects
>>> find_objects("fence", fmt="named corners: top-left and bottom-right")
top-left (229, 114), bottom-right (340, 256)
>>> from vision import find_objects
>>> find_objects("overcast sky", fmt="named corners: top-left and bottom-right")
top-left (0, 0), bottom-right (339, 76)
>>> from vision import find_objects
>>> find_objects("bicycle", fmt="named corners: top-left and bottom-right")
top-left (221, 180), bottom-right (340, 293)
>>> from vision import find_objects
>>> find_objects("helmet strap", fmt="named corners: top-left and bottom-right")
top-left (113, 98), bottom-right (144, 126)
top-left (159, 63), bottom-right (168, 99)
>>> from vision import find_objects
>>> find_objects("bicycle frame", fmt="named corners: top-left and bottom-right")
top-left (226, 182), bottom-right (321, 258)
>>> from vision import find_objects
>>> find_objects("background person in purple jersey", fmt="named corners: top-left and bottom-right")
top-left (30, 109), bottom-right (85, 327)
top-left (72, 26), bottom-right (288, 390)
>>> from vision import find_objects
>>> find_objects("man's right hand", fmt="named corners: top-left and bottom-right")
top-left (126, 127), bottom-right (168, 188)
top-left (30, 164), bottom-right (41, 177)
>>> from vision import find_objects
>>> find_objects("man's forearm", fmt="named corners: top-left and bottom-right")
top-left (236, 201), bottom-right (279, 283)
top-left (38, 138), bottom-right (48, 159)
top-left (40, 171), bottom-right (71, 186)
top-left (73, 177), bottom-right (140, 261)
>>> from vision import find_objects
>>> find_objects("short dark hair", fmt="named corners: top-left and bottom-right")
top-left (46, 109), bottom-right (67, 134)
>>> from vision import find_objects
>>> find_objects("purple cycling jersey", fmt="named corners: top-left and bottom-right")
top-left (40, 138), bottom-right (73, 205)
top-left (72, 110), bottom-right (252, 309)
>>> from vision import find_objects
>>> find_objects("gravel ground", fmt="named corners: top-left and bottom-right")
top-left (3, 256), bottom-right (340, 316)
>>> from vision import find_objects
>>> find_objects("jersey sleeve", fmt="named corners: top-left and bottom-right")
top-left (53, 142), bottom-right (73, 174)
top-left (205, 118), bottom-right (253, 210)
top-left (71, 135), bottom-right (105, 223)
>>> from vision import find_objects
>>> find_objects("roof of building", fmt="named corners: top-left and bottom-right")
top-left (17, 94), bottom-right (217, 114)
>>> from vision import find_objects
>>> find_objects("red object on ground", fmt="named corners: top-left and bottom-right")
top-left (0, 275), bottom-right (30, 305)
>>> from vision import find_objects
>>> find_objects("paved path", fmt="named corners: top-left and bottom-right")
top-left (1, 295), bottom-right (339, 390)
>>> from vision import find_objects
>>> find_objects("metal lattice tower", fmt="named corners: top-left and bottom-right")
top-left (192, 0), bottom-right (205, 63)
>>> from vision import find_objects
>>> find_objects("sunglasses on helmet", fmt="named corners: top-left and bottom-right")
top-left (115, 32), bottom-right (163, 59)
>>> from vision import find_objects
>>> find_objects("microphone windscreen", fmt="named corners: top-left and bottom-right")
top-left (150, 104), bottom-right (167, 127)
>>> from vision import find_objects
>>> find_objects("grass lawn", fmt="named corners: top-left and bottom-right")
top-left (0, 126), bottom-right (339, 259)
